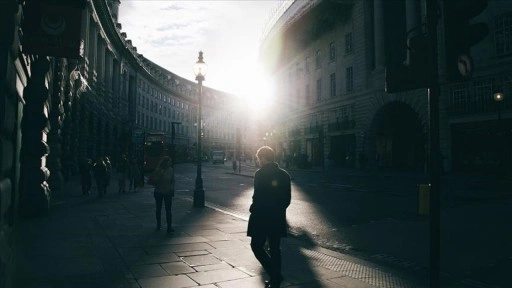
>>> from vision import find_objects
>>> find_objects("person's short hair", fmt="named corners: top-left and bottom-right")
top-left (256, 146), bottom-right (275, 162)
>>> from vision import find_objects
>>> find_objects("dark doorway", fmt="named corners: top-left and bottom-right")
top-left (370, 102), bottom-right (425, 170)
top-left (330, 134), bottom-right (356, 167)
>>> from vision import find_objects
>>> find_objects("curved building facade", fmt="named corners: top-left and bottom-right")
top-left (0, 1), bottom-right (237, 286)
top-left (260, 0), bottom-right (512, 173)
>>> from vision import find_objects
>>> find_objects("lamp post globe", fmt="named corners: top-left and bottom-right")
top-left (494, 91), bottom-right (504, 121)
top-left (494, 91), bottom-right (504, 102)
top-left (193, 51), bottom-right (207, 208)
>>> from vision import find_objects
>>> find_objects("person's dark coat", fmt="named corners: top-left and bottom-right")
top-left (93, 159), bottom-right (108, 187)
top-left (247, 162), bottom-right (291, 237)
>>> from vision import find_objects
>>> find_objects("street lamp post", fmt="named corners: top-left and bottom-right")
top-left (494, 91), bottom-right (504, 121)
top-left (193, 51), bottom-right (207, 208)
top-left (493, 91), bottom-right (505, 175)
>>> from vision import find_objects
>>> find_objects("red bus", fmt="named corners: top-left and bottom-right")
top-left (144, 132), bottom-right (168, 171)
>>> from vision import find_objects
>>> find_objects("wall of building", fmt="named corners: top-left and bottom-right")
top-left (0, 1), bottom-right (239, 287)
top-left (260, 0), bottom-right (512, 173)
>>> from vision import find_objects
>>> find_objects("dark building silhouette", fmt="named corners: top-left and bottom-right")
top-left (0, 1), bottom-right (239, 286)
top-left (259, 0), bottom-right (512, 174)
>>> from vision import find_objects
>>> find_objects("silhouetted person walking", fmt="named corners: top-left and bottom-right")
top-left (117, 154), bottom-right (128, 193)
top-left (148, 156), bottom-right (175, 234)
top-left (247, 146), bottom-right (291, 288)
top-left (128, 156), bottom-right (138, 192)
top-left (103, 156), bottom-right (112, 193)
top-left (93, 157), bottom-right (108, 197)
top-left (79, 158), bottom-right (92, 195)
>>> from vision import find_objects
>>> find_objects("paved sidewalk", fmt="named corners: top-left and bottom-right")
top-left (15, 171), bottom-right (426, 288)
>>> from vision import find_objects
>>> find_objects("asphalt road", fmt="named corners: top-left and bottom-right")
top-left (172, 163), bottom-right (426, 267)
top-left (171, 162), bottom-right (512, 287)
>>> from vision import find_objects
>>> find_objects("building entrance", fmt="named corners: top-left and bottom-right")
top-left (370, 101), bottom-right (425, 170)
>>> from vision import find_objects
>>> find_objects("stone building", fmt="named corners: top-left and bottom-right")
top-left (0, 0), bottom-right (237, 286)
top-left (259, 0), bottom-right (512, 174)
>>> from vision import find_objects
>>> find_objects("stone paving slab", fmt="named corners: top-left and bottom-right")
top-left (187, 267), bottom-right (250, 284)
top-left (137, 275), bottom-right (197, 288)
top-left (129, 264), bottom-right (169, 278)
top-left (138, 252), bottom-right (180, 264)
top-left (216, 275), bottom-right (267, 288)
top-left (175, 250), bottom-right (209, 257)
top-left (193, 262), bottom-right (233, 272)
top-left (182, 254), bottom-right (223, 266)
top-left (15, 174), bottom-right (420, 288)
top-left (147, 236), bottom-right (211, 245)
top-left (161, 261), bottom-right (196, 275)
top-left (207, 239), bottom-right (247, 249)
top-left (144, 242), bottom-right (213, 254)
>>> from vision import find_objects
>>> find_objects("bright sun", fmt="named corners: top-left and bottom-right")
top-left (235, 67), bottom-right (275, 119)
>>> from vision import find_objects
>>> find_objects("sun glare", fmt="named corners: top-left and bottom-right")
top-left (235, 67), bottom-right (275, 119)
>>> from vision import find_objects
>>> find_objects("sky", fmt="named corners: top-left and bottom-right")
top-left (118, 0), bottom-right (284, 109)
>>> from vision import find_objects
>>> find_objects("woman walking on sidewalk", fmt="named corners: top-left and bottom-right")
top-left (148, 156), bottom-right (175, 234)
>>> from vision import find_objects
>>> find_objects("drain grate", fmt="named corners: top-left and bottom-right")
top-left (300, 248), bottom-right (424, 288)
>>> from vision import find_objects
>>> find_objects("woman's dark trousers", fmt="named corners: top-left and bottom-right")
top-left (154, 193), bottom-right (173, 229)
top-left (250, 235), bottom-right (283, 285)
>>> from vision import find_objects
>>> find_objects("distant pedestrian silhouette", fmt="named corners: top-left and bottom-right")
top-left (128, 156), bottom-right (139, 192)
top-left (247, 146), bottom-right (291, 288)
top-left (103, 156), bottom-right (112, 192)
top-left (148, 156), bottom-right (175, 234)
top-left (93, 157), bottom-right (108, 197)
top-left (79, 158), bottom-right (92, 195)
top-left (232, 159), bottom-right (237, 173)
top-left (117, 154), bottom-right (128, 193)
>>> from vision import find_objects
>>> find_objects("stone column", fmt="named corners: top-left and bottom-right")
top-left (0, 1), bottom-right (23, 285)
top-left (69, 94), bottom-right (80, 173)
top-left (47, 59), bottom-right (66, 190)
top-left (20, 57), bottom-right (52, 218)
top-left (373, 0), bottom-right (386, 70)
top-left (406, 0), bottom-right (421, 36)
top-left (88, 113), bottom-right (97, 159)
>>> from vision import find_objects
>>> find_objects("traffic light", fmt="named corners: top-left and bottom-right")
top-left (385, 33), bottom-right (431, 93)
top-left (444, 0), bottom-right (489, 82)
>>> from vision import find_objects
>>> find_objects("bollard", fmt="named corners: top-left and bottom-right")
top-left (418, 184), bottom-right (430, 215)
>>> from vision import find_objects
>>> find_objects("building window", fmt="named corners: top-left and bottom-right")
top-left (450, 84), bottom-right (468, 112)
top-left (330, 73), bottom-right (336, 97)
top-left (346, 67), bottom-right (353, 93)
top-left (315, 49), bottom-right (321, 69)
top-left (495, 12), bottom-right (512, 56)
top-left (329, 41), bottom-right (336, 62)
top-left (345, 32), bottom-right (353, 54)
top-left (316, 78), bottom-right (322, 101)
